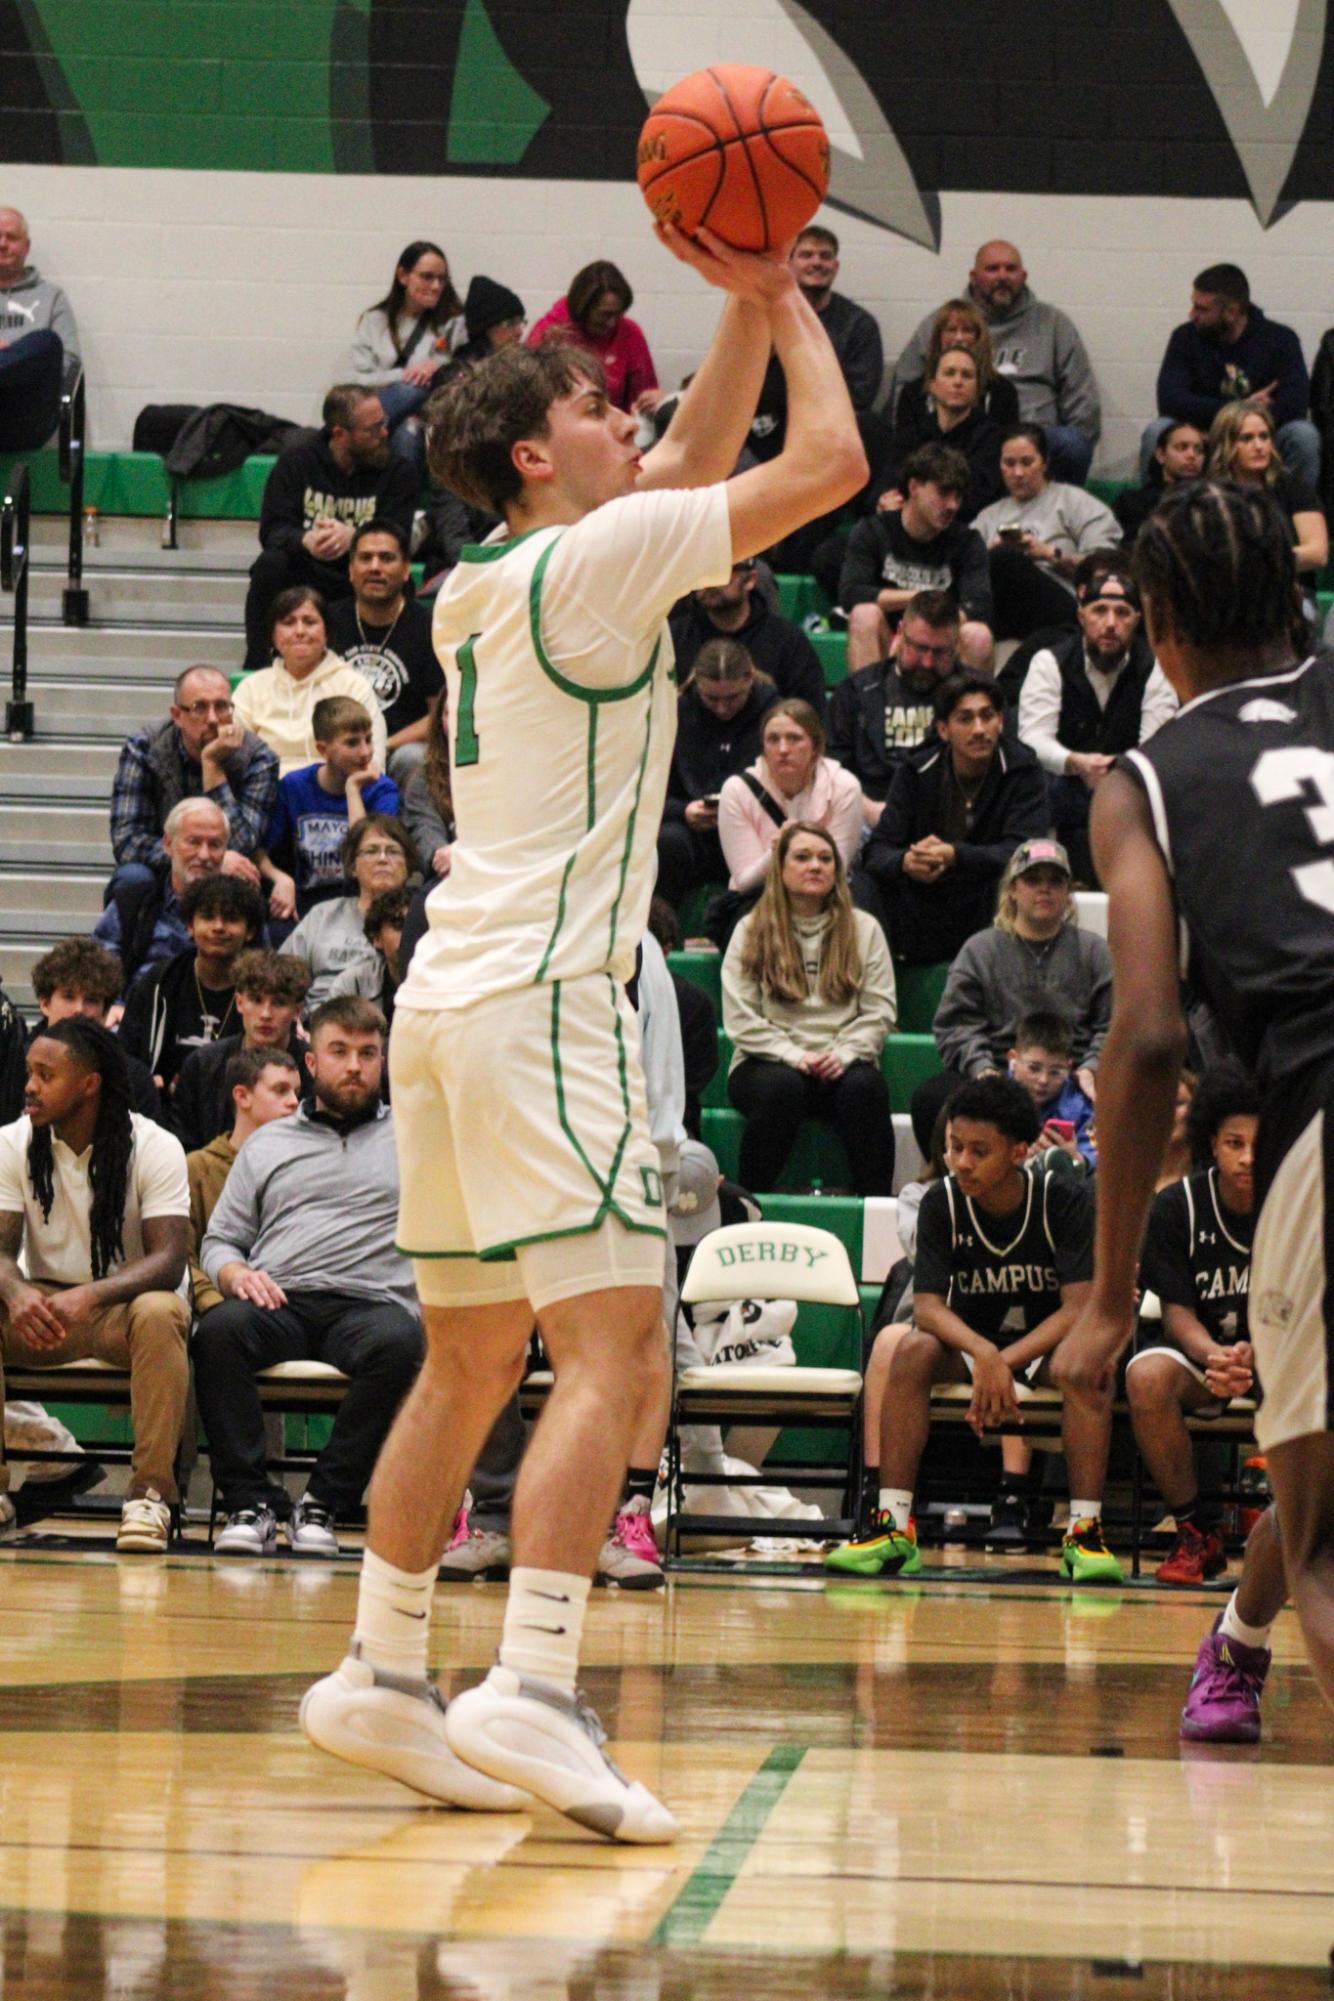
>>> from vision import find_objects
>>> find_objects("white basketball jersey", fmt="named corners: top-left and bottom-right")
top-left (398, 483), bottom-right (733, 1010)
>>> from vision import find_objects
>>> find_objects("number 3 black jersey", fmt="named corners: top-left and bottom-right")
top-left (1123, 657), bottom-right (1334, 1090)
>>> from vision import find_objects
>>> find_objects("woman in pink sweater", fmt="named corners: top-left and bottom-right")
top-left (718, 700), bottom-right (864, 899)
top-left (527, 260), bottom-right (659, 414)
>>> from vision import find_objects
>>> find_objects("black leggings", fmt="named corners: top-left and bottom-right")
top-left (987, 543), bottom-right (1081, 643)
top-left (728, 1056), bottom-right (896, 1194)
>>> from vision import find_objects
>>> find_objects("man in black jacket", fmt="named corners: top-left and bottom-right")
top-left (242, 384), bottom-right (419, 667)
top-left (837, 446), bottom-right (994, 674)
top-left (118, 877), bottom-right (265, 1099)
top-left (826, 589), bottom-right (961, 823)
top-left (656, 639), bottom-right (779, 911)
top-left (669, 558), bottom-right (826, 715)
top-left (860, 672), bottom-right (1048, 964)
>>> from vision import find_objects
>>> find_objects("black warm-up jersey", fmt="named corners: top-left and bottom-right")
top-left (1123, 656), bottom-right (1334, 1091)
top-left (1140, 1168), bottom-right (1252, 1345)
top-left (913, 1165), bottom-right (1094, 1338)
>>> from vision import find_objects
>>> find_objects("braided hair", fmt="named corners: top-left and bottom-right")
top-left (27, 1017), bottom-right (136, 1280)
top-left (1131, 479), bottom-right (1299, 654)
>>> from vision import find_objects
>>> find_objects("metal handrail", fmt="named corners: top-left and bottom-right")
top-left (58, 367), bottom-right (89, 626)
top-left (1, 462), bottom-right (34, 740)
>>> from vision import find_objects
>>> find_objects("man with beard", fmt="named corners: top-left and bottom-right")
top-left (839, 446), bottom-right (993, 674)
top-left (243, 385), bottom-right (419, 667)
top-left (668, 556), bottom-right (825, 715)
top-left (827, 590), bottom-right (962, 824)
top-left (1017, 557), bottom-right (1177, 882)
top-left (323, 521), bottom-right (443, 788)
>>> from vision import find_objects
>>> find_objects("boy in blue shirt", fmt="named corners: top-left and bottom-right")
top-left (1008, 1007), bottom-right (1096, 1170)
top-left (262, 696), bottom-right (399, 919)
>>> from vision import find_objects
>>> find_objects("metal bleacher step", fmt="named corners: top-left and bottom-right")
top-left (25, 678), bottom-right (180, 739)
top-left (0, 741), bottom-right (119, 795)
top-left (0, 804), bottom-right (110, 865)
top-left (0, 624), bottom-right (242, 669)
top-left (30, 515), bottom-right (259, 559)
top-left (26, 565), bottom-right (248, 623)
top-left (0, 871), bottom-right (105, 923)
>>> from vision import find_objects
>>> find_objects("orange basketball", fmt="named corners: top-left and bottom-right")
top-left (636, 65), bottom-right (830, 254)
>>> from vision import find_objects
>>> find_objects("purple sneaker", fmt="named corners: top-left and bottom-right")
top-left (1180, 1615), bottom-right (1271, 1743)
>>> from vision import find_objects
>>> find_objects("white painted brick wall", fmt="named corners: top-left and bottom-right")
top-left (5, 163), bottom-right (1334, 476)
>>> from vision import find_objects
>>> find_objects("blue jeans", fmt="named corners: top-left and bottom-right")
top-left (1044, 423), bottom-right (1094, 487)
top-left (1140, 413), bottom-right (1322, 488)
top-left (103, 861), bottom-right (160, 907)
top-left (378, 378), bottom-right (428, 470)
top-left (0, 330), bottom-right (63, 452)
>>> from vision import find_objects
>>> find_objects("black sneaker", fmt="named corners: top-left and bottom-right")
top-left (985, 1491), bottom-right (1028, 1551)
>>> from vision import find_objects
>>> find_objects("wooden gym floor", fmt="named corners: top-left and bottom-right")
top-left (0, 1545), bottom-right (1330, 1999)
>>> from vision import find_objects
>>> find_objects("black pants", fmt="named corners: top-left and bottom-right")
top-left (656, 820), bottom-right (726, 912)
top-left (470, 1391), bottom-right (527, 1529)
top-left (0, 331), bottom-right (63, 453)
top-left (193, 1290), bottom-right (423, 1514)
top-left (729, 1057), bottom-right (896, 1194)
top-left (1048, 774), bottom-right (1096, 886)
top-left (987, 544), bottom-right (1081, 643)
top-left (243, 546), bottom-right (355, 668)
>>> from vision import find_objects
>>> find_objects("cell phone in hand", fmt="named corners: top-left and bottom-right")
top-left (1045, 1118), bottom-right (1075, 1141)
top-left (703, 793), bottom-right (720, 808)
top-left (997, 524), bottom-right (1026, 543)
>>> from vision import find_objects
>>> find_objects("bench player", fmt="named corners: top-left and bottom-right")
top-left (300, 224), bottom-right (868, 1840)
top-left (1056, 480), bottom-right (1334, 1725)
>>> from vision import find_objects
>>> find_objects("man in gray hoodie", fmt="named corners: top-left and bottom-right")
top-left (895, 240), bottom-right (1101, 486)
top-left (0, 207), bottom-right (80, 452)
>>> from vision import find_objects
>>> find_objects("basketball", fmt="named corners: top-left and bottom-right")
top-left (636, 65), bottom-right (830, 254)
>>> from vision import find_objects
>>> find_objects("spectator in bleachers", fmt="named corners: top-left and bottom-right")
top-left (95, 798), bottom-right (228, 986)
top-left (1150, 263), bottom-right (1321, 488)
top-left (0, 1019), bottom-right (189, 1552)
top-left (30, 940), bottom-right (162, 1121)
top-left (1016, 557), bottom-right (1177, 883)
top-left (400, 696), bottom-right (455, 884)
top-left (669, 558), bottom-right (825, 714)
top-left (895, 241), bottom-right (1101, 485)
top-left (715, 701), bottom-right (863, 944)
top-left (657, 640), bottom-right (779, 913)
top-left (827, 590), bottom-right (962, 823)
top-left (281, 814), bottom-right (413, 1008)
top-left (891, 298), bottom-right (1020, 433)
top-left (918, 839), bottom-right (1111, 1143)
top-left (349, 240), bottom-right (463, 466)
top-left (187, 1045), bottom-right (302, 1319)
top-left (1112, 420), bottom-right (1206, 550)
top-left (974, 427), bottom-right (1121, 642)
top-left (528, 260), bottom-right (658, 414)
top-left (0, 206), bottom-right (79, 452)
top-left (327, 887), bottom-right (410, 1035)
top-left (172, 949), bottom-right (311, 1154)
top-left (861, 673), bottom-right (1046, 966)
top-left (879, 343), bottom-right (1004, 522)
top-left (1205, 401), bottom-right (1329, 580)
top-left (323, 521), bottom-right (443, 787)
top-left (233, 587), bottom-right (387, 775)
top-left (109, 667), bottom-right (277, 897)
top-left (261, 696), bottom-right (399, 923)
top-left (196, 997), bottom-right (423, 1557)
top-left (1007, 1007), bottom-right (1096, 1171)
top-left (1127, 1061), bottom-right (1259, 1587)
top-left (118, 876), bottom-right (266, 1100)
top-left (826, 1074), bottom-right (1122, 1582)
top-left (836, 446), bottom-right (993, 673)
top-left (242, 386), bottom-right (418, 668)
top-left (723, 821), bottom-right (896, 1195)
top-left (647, 897), bottom-right (716, 1140)
top-left (453, 275), bottom-right (527, 367)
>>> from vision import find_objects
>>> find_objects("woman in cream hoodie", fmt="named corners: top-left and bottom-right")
top-left (723, 821), bottom-right (897, 1195)
top-left (233, 586), bottom-right (387, 775)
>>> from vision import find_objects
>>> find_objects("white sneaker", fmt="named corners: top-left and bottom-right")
top-left (117, 1490), bottom-right (172, 1552)
top-left (596, 1495), bottom-right (663, 1590)
top-left (445, 1665), bottom-right (678, 1844)
top-left (214, 1505), bottom-right (278, 1556)
top-left (286, 1497), bottom-right (340, 1556)
top-left (299, 1644), bottom-right (531, 1812)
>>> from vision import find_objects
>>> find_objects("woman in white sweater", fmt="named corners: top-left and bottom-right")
top-left (723, 822), bottom-right (897, 1194)
top-left (349, 240), bottom-right (464, 466)
top-left (232, 586), bottom-right (387, 776)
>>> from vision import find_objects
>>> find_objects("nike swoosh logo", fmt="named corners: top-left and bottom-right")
top-left (398, 1609), bottom-right (428, 1619)
top-left (532, 1590), bottom-right (571, 1605)
top-left (524, 1623), bottom-right (567, 1636)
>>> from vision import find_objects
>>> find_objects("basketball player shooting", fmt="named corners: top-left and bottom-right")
top-left (1054, 481), bottom-right (1334, 1721)
top-left (300, 221), bottom-right (866, 1839)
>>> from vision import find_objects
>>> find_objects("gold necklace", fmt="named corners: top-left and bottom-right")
top-left (193, 966), bottom-right (237, 1042)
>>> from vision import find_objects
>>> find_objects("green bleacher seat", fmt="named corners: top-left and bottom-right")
top-left (676, 882), bottom-right (723, 940)
top-left (812, 628), bottom-right (847, 689)
top-left (759, 1193), bottom-right (864, 1272)
top-left (894, 961), bottom-right (950, 1033)
top-left (701, 1106), bottom-right (853, 1189)
top-left (774, 572), bottom-right (828, 622)
top-left (0, 447), bottom-right (279, 519)
top-left (669, 947), bottom-right (722, 1010)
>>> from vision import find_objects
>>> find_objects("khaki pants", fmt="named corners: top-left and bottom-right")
top-left (0, 1288), bottom-right (190, 1502)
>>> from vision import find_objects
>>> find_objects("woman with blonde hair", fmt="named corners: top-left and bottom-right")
top-left (894, 298), bottom-right (1020, 433)
top-left (723, 821), bottom-right (897, 1193)
top-left (1206, 400), bottom-right (1328, 574)
top-left (233, 586), bottom-right (386, 775)
top-left (881, 341), bottom-right (1004, 520)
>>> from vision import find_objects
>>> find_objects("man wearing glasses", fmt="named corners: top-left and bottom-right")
top-left (109, 667), bottom-right (278, 898)
top-left (828, 588), bottom-right (965, 826)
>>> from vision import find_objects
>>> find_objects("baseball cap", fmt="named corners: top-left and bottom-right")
top-left (669, 1139), bottom-right (723, 1248)
top-left (1076, 567), bottom-right (1140, 610)
top-left (1006, 837), bottom-right (1072, 881)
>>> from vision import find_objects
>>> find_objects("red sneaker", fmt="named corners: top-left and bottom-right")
top-left (1156, 1521), bottom-right (1226, 1585)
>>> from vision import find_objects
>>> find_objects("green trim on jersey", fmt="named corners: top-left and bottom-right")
top-left (456, 526), bottom-right (550, 563)
top-left (606, 656), bottom-right (657, 965)
top-left (528, 537), bottom-right (659, 705)
top-left (547, 977), bottom-right (659, 1236)
top-left (397, 1213), bottom-right (667, 1262)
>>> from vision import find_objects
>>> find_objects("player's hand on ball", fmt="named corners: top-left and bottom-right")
top-left (654, 222), bottom-right (795, 303)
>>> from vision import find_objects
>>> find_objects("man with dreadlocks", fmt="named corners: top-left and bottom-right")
top-left (1055, 479), bottom-right (1334, 1733)
top-left (0, 1018), bottom-right (190, 1551)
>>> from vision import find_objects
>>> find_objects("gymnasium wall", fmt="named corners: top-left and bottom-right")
top-left (5, 0), bottom-right (1334, 470)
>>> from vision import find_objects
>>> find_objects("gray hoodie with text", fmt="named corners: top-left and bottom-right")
top-left (895, 285), bottom-right (1100, 442)
top-left (0, 265), bottom-right (81, 382)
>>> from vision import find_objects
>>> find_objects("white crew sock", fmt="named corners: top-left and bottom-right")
top-left (498, 1566), bottom-right (590, 1695)
top-left (352, 1547), bottom-right (437, 1679)
top-left (878, 1488), bottom-right (914, 1532)
top-left (1219, 1591), bottom-right (1273, 1652)
top-left (1069, 1498), bottom-right (1102, 1527)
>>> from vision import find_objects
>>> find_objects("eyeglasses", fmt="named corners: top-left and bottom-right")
top-left (1013, 1056), bottom-right (1069, 1083)
top-left (358, 843), bottom-right (402, 859)
top-left (177, 700), bottom-right (234, 719)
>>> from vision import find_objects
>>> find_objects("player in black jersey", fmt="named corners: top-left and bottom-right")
top-left (827, 1075), bottom-right (1124, 1581)
top-left (1128, 1062), bottom-right (1258, 1585)
top-left (1055, 480), bottom-right (1333, 1722)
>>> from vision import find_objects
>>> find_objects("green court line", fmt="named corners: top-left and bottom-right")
top-left (650, 1744), bottom-right (806, 1949)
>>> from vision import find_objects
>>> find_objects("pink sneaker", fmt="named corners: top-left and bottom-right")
top-left (596, 1495), bottom-right (663, 1590)
top-left (439, 1490), bottom-right (511, 1581)
top-left (1180, 1615), bottom-right (1271, 1743)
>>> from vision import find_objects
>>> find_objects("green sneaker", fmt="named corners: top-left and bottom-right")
top-left (824, 1511), bottom-right (923, 1577)
top-left (1060, 1515), bottom-right (1125, 1584)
